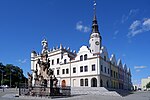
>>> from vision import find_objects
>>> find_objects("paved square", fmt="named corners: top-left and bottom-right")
top-left (1, 89), bottom-right (150, 100)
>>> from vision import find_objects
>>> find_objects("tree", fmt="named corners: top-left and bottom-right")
top-left (0, 62), bottom-right (27, 87)
top-left (146, 82), bottom-right (150, 89)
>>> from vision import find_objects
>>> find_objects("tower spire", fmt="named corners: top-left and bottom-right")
top-left (89, 0), bottom-right (102, 54)
top-left (92, 0), bottom-right (99, 33)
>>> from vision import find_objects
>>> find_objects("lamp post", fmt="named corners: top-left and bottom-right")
top-left (10, 69), bottom-right (11, 88)
top-left (0, 69), bottom-right (4, 92)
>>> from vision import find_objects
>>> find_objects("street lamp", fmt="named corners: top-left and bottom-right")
top-left (10, 69), bottom-right (11, 88)
top-left (0, 69), bottom-right (4, 92)
top-left (9, 69), bottom-right (14, 88)
top-left (0, 69), bottom-right (4, 85)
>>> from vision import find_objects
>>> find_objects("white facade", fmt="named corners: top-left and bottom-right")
top-left (141, 77), bottom-right (150, 90)
top-left (30, 12), bottom-right (132, 90)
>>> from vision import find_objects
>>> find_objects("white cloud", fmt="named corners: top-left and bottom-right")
top-left (121, 9), bottom-right (139, 23)
top-left (129, 20), bottom-right (141, 31)
top-left (136, 69), bottom-right (141, 72)
top-left (134, 66), bottom-right (147, 69)
top-left (114, 30), bottom-right (119, 35)
top-left (128, 18), bottom-right (150, 37)
top-left (76, 21), bottom-right (83, 31)
top-left (143, 18), bottom-right (150, 31)
top-left (83, 26), bottom-right (90, 32)
top-left (113, 30), bottom-right (119, 39)
top-left (18, 59), bottom-right (27, 64)
top-left (129, 9), bottom-right (139, 16)
top-left (134, 66), bottom-right (147, 73)
top-left (76, 21), bottom-right (90, 33)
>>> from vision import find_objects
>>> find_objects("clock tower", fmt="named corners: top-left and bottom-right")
top-left (89, 1), bottom-right (102, 54)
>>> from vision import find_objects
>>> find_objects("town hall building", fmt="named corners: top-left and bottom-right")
top-left (30, 3), bottom-right (132, 90)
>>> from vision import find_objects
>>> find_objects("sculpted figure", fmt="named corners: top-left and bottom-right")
top-left (53, 75), bottom-right (58, 87)
top-left (41, 39), bottom-right (48, 53)
top-left (27, 72), bottom-right (33, 87)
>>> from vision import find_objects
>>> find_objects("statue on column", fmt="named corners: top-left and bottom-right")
top-left (41, 39), bottom-right (48, 54)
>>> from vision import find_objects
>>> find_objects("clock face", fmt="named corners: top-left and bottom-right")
top-left (95, 41), bottom-right (99, 45)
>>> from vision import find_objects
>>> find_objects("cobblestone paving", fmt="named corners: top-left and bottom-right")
top-left (0, 88), bottom-right (150, 100)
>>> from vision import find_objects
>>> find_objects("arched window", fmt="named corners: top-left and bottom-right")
top-left (106, 80), bottom-right (109, 88)
top-left (84, 54), bottom-right (87, 60)
top-left (62, 80), bottom-right (66, 87)
top-left (85, 78), bottom-right (88, 86)
top-left (80, 55), bottom-right (83, 61)
top-left (91, 78), bottom-right (97, 87)
top-left (80, 79), bottom-right (84, 86)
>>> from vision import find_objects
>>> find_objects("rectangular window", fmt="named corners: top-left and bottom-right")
top-left (64, 59), bottom-right (67, 64)
top-left (80, 66), bottom-right (83, 72)
top-left (62, 69), bottom-right (65, 74)
top-left (84, 54), bottom-right (87, 60)
top-left (73, 67), bottom-right (76, 73)
top-left (84, 66), bottom-right (88, 72)
top-left (105, 67), bottom-right (106, 73)
top-left (52, 59), bottom-right (54, 65)
top-left (92, 64), bottom-right (95, 71)
top-left (57, 58), bottom-right (59, 64)
top-left (116, 72), bottom-right (118, 78)
top-left (66, 68), bottom-right (69, 74)
top-left (80, 79), bottom-right (84, 86)
top-left (104, 56), bottom-right (106, 61)
top-left (108, 68), bottom-right (109, 74)
top-left (80, 55), bottom-right (83, 61)
top-left (85, 79), bottom-right (88, 86)
top-left (57, 69), bottom-right (59, 75)
top-left (111, 70), bottom-right (112, 77)
top-left (114, 71), bottom-right (115, 78)
top-left (101, 65), bottom-right (103, 72)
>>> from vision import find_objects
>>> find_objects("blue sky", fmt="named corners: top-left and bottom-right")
top-left (0, 0), bottom-right (150, 86)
